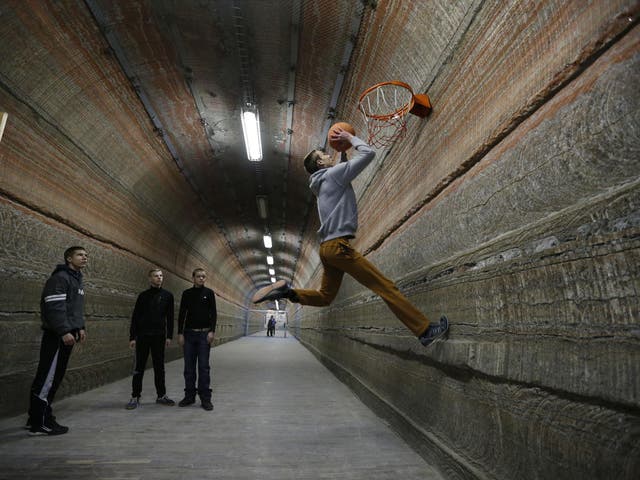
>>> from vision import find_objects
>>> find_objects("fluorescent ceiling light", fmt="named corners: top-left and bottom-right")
top-left (271, 277), bottom-right (276, 283)
top-left (0, 112), bottom-right (7, 143)
top-left (241, 109), bottom-right (262, 161)
top-left (256, 195), bottom-right (268, 220)
top-left (275, 300), bottom-right (280, 310)
top-left (267, 255), bottom-right (274, 265)
top-left (263, 235), bottom-right (272, 249)
top-left (268, 268), bottom-right (275, 276)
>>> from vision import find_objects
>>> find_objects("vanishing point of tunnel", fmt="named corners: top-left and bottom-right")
top-left (0, 1), bottom-right (639, 479)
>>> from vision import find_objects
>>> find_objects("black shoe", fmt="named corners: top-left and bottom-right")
top-left (125, 397), bottom-right (140, 410)
top-left (419, 315), bottom-right (449, 347)
top-left (201, 399), bottom-right (213, 411)
top-left (156, 395), bottom-right (175, 406)
top-left (179, 396), bottom-right (196, 407)
top-left (25, 414), bottom-right (58, 430)
top-left (29, 419), bottom-right (68, 436)
top-left (252, 280), bottom-right (294, 303)
top-left (46, 418), bottom-right (69, 434)
top-left (28, 425), bottom-right (64, 436)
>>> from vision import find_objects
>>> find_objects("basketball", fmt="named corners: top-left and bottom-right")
top-left (328, 122), bottom-right (356, 152)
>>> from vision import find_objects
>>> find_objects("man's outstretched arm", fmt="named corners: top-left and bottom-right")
top-left (329, 129), bottom-right (376, 182)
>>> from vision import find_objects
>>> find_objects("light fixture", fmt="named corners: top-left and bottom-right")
top-left (241, 107), bottom-right (262, 161)
top-left (267, 255), bottom-right (274, 265)
top-left (263, 235), bottom-right (272, 249)
top-left (268, 268), bottom-right (275, 276)
top-left (275, 300), bottom-right (280, 310)
top-left (0, 112), bottom-right (7, 143)
top-left (256, 195), bottom-right (268, 219)
top-left (271, 276), bottom-right (276, 283)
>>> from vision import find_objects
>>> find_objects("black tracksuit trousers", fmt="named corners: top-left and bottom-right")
top-left (28, 330), bottom-right (74, 427)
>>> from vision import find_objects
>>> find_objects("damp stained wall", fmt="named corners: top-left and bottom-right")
top-left (289, 1), bottom-right (640, 479)
top-left (0, 1), bottom-right (639, 479)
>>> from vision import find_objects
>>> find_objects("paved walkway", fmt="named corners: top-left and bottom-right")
top-left (0, 332), bottom-right (442, 480)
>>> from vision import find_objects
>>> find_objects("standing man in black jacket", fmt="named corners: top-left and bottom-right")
top-left (126, 268), bottom-right (175, 409)
top-left (177, 268), bottom-right (217, 411)
top-left (27, 246), bottom-right (88, 436)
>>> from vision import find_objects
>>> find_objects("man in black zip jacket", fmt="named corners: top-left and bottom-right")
top-left (125, 268), bottom-right (175, 409)
top-left (177, 268), bottom-right (217, 411)
top-left (27, 246), bottom-right (88, 436)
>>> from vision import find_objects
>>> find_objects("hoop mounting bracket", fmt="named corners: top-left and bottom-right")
top-left (409, 93), bottom-right (432, 118)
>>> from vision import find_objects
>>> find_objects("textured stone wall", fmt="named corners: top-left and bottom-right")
top-left (0, 1), bottom-right (638, 478)
top-left (0, 0), bottom-right (257, 417)
top-left (0, 197), bottom-right (251, 416)
top-left (291, 1), bottom-right (640, 479)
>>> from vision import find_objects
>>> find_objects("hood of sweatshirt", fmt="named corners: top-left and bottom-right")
top-left (52, 263), bottom-right (83, 281)
top-left (309, 168), bottom-right (328, 195)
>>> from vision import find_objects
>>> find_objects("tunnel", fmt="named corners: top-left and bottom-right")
top-left (0, 1), bottom-right (639, 479)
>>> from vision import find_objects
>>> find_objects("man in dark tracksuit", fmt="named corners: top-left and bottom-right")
top-left (126, 268), bottom-right (175, 409)
top-left (177, 268), bottom-right (217, 411)
top-left (27, 246), bottom-right (88, 436)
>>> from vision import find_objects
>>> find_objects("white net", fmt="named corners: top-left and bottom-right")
top-left (358, 82), bottom-right (414, 148)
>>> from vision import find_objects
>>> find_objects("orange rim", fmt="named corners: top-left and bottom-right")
top-left (358, 80), bottom-right (415, 120)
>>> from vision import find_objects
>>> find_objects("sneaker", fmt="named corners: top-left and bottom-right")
top-left (252, 280), bottom-right (292, 303)
top-left (156, 395), bottom-right (175, 406)
top-left (201, 399), bottom-right (213, 411)
top-left (178, 396), bottom-right (196, 407)
top-left (25, 414), bottom-right (58, 430)
top-left (125, 397), bottom-right (140, 410)
top-left (419, 315), bottom-right (449, 347)
top-left (46, 418), bottom-right (69, 434)
top-left (26, 413), bottom-right (64, 430)
top-left (28, 422), bottom-right (68, 436)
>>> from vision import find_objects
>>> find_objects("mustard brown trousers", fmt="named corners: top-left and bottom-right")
top-left (293, 237), bottom-right (430, 336)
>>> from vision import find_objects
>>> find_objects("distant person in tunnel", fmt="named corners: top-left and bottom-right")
top-left (177, 268), bottom-right (217, 411)
top-left (125, 269), bottom-right (175, 410)
top-left (26, 246), bottom-right (88, 436)
top-left (252, 128), bottom-right (449, 347)
top-left (267, 315), bottom-right (276, 337)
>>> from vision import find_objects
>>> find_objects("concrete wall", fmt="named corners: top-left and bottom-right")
top-left (0, 196), bottom-right (253, 416)
top-left (0, 1), bottom-right (257, 416)
top-left (0, 1), bottom-right (638, 478)
top-left (290, 1), bottom-right (640, 479)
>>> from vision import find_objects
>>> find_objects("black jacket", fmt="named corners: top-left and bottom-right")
top-left (129, 286), bottom-right (174, 340)
top-left (178, 286), bottom-right (217, 334)
top-left (40, 264), bottom-right (85, 336)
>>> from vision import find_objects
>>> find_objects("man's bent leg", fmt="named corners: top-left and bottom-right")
top-left (294, 239), bottom-right (345, 306)
top-left (326, 238), bottom-right (431, 336)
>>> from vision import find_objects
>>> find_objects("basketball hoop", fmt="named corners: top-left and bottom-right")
top-left (358, 81), bottom-right (432, 148)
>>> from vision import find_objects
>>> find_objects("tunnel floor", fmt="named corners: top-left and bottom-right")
top-left (0, 331), bottom-right (441, 479)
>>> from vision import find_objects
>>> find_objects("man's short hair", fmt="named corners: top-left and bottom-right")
top-left (192, 268), bottom-right (206, 277)
top-left (64, 246), bottom-right (86, 264)
top-left (303, 150), bottom-right (322, 175)
top-left (148, 268), bottom-right (162, 276)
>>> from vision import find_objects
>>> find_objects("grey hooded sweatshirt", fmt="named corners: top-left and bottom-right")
top-left (309, 136), bottom-right (376, 244)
